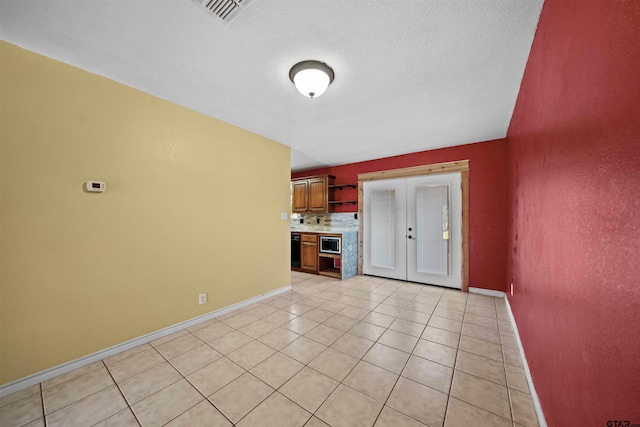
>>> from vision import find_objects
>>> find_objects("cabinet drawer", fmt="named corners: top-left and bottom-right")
top-left (301, 234), bottom-right (317, 243)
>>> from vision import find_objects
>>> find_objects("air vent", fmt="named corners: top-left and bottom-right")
top-left (193, 0), bottom-right (253, 24)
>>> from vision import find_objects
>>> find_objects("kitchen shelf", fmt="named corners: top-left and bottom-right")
top-left (328, 183), bottom-right (357, 190)
top-left (318, 267), bottom-right (341, 279)
top-left (328, 200), bottom-right (358, 205)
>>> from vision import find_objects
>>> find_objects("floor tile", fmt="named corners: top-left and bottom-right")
top-left (284, 303), bottom-right (316, 316)
top-left (459, 334), bottom-right (503, 362)
top-left (186, 357), bottom-right (245, 396)
top-left (208, 330), bottom-right (254, 355)
top-left (362, 343), bottom-right (410, 375)
top-left (455, 350), bottom-right (506, 385)
top-left (305, 416), bottom-right (331, 427)
top-left (93, 408), bottom-right (139, 426)
top-left (464, 313), bottom-right (499, 330)
top-left (412, 339), bottom-right (457, 367)
top-left (378, 330), bottom-right (419, 353)
top-left (283, 317), bottom-right (321, 335)
top-left (237, 392), bottom-right (311, 427)
top-left (374, 406), bottom-right (428, 427)
top-left (209, 373), bottom-right (274, 423)
top-left (165, 400), bottom-right (232, 426)
top-left (281, 336), bottom-right (327, 364)
top-left (444, 397), bottom-right (511, 427)
top-left (169, 344), bottom-right (222, 376)
top-left (373, 304), bottom-right (403, 318)
top-left (450, 370), bottom-right (511, 420)
top-left (259, 327), bottom-right (302, 350)
top-left (119, 361), bottom-right (182, 405)
top-left (239, 320), bottom-right (279, 339)
top-left (106, 347), bottom-right (165, 383)
top-left (362, 312), bottom-right (396, 328)
top-left (228, 340), bottom-right (276, 369)
top-left (304, 324), bottom-right (345, 346)
top-left (386, 377), bottom-right (448, 427)
top-left (421, 326), bottom-right (460, 348)
top-left (0, 393), bottom-right (43, 427)
top-left (132, 378), bottom-right (202, 426)
top-left (338, 306), bottom-right (370, 320)
top-left (510, 389), bottom-right (539, 427)
top-left (505, 364), bottom-right (529, 394)
top-left (221, 312), bottom-right (261, 329)
top-left (308, 347), bottom-right (360, 381)
top-left (263, 310), bottom-right (298, 326)
top-left (316, 384), bottom-right (383, 427)
top-left (389, 318), bottom-right (425, 337)
top-left (402, 355), bottom-right (454, 394)
top-left (348, 321), bottom-right (386, 341)
top-left (397, 310), bottom-right (431, 325)
top-left (405, 302), bottom-right (436, 316)
top-left (343, 361), bottom-right (399, 403)
top-left (432, 307), bottom-right (465, 322)
top-left (319, 301), bottom-right (349, 313)
top-left (250, 352), bottom-right (305, 389)
top-left (190, 322), bottom-right (234, 343)
top-left (43, 365), bottom-right (115, 414)
top-left (323, 314), bottom-right (360, 331)
top-left (0, 385), bottom-right (40, 409)
top-left (150, 330), bottom-right (189, 347)
top-left (428, 316), bottom-right (463, 334)
top-left (461, 323), bottom-right (501, 344)
top-left (42, 361), bottom-right (104, 389)
top-left (302, 308), bottom-right (336, 323)
top-left (331, 333), bottom-right (375, 358)
top-left (280, 367), bottom-right (339, 413)
top-left (153, 333), bottom-right (204, 360)
top-left (21, 418), bottom-right (45, 427)
top-left (46, 386), bottom-right (127, 427)
top-left (503, 345), bottom-right (524, 368)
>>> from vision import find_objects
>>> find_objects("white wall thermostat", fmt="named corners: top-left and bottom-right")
top-left (85, 181), bottom-right (106, 192)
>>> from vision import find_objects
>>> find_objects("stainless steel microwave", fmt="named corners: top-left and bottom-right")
top-left (319, 236), bottom-right (341, 254)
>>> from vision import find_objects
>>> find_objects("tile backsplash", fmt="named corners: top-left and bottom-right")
top-left (290, 212), bottom-right (359, 230)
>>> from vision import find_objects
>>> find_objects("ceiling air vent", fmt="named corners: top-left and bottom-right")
top-left (193, 0), bottom-right (253, 24)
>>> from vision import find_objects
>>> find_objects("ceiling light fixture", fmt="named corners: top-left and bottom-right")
top-left (289, 60), bottom-right (335, 99)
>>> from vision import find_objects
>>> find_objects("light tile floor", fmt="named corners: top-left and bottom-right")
top-left (0, 272), bottom-right (540, 426)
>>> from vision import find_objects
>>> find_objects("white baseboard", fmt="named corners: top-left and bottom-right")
top-left (468, 287), bottom-right (506, 298)
top-left (0, 285), bottom-right (291, 398)
top-left (503, 296), bottom-right (547, 427)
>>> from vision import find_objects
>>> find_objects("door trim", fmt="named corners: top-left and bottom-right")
top-left (358, 160), bottom-right (470, 292)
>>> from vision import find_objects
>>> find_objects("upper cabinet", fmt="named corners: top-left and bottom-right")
top-left (291, 175), bottom-right (335, 213)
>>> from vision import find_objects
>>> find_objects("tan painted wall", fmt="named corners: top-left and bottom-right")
top-left (0, 42), bottom-right (291, 384)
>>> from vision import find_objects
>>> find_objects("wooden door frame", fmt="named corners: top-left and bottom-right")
top-left (358, 160), bottom-right (470, 292)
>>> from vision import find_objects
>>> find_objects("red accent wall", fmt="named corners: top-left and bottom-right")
top-left (506, 1), bottom-right (640, 425)
top-left (293, 140), bottom-right (508, 292)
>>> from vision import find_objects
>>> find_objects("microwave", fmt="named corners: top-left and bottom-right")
top-left (319, 236), bottom-right (341, 254)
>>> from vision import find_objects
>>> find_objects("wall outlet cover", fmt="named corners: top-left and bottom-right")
top-left (198, 293), bottom-right (207, 305)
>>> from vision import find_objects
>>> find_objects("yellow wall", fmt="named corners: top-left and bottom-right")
top-left (0, 42), bottom-right (291, 384)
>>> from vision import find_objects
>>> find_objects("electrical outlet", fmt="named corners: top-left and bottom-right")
top-left (199, 293), bottom-right (207, 305)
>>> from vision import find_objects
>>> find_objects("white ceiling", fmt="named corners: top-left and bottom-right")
top-left (0, 0), bottom-right (543, 171)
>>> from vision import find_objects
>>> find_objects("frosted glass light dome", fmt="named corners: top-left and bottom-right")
top-left (289, 60), bottom-right (335, 98)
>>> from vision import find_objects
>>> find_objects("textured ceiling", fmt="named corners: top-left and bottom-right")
top-left (0, 0), bottom-right (543, 171)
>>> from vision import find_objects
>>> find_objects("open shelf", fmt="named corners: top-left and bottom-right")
top-left (328, 200), bottom-right (357, 205)
top-left (318, 267), bottom-right (341, 279)
top-left (328, 183), bottom-right (357, 190)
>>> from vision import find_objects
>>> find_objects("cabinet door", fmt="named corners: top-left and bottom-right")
top-left (301, 236), bottom-right (318, 272)
top-left (307, 177), bottom-right (328, 212)
top-left (292, 180), bottom-right (309, 213)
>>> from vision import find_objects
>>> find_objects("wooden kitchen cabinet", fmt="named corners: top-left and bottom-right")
top-left (291, 175), bottom-right (335, 213)
top-left (300, 233), bottom-right (318, 273)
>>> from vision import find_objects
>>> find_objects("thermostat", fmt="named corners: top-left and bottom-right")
top-left (85, 181), bottom-right (106, 192)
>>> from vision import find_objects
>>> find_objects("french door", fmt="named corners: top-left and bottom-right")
top-left (363, 172), bottom-right (462, 289)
